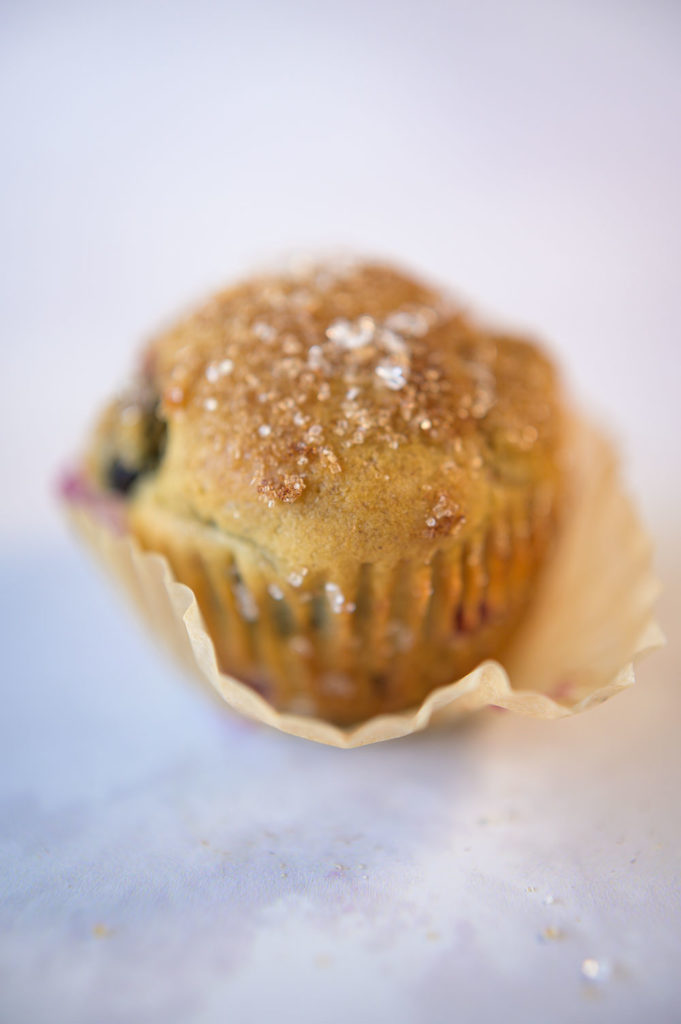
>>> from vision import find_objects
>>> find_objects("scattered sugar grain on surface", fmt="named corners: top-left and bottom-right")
top-left (581, 958), bottom-right (611, 982)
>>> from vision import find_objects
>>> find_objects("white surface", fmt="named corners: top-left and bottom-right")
top-left (1, 2), bottom-right (679, 1021)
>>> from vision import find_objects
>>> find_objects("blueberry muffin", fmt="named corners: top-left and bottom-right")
top-left (85, 260), bottom-right (564, 725)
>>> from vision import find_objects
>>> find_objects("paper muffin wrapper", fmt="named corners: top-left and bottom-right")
top-left (121, 484), bottom-right (552, 726)
top-left (64, 416), bottom-right (663, 748)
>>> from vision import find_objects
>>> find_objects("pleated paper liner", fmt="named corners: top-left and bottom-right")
top-left (122, 485), bottom-right (551, 725)
top-left (64, 416), bottom-right (663, 748)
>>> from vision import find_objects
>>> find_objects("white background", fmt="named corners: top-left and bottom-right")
top-left (1, 2), bottom-right (679, 1021)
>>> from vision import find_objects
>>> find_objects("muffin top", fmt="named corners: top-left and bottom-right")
top-left (90, 261), bottom-right (563, 579)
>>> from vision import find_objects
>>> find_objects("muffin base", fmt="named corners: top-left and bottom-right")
top-left (122, 477), bottom-right (559, 725)
top-left (64, 415), bottom-right (662, 743)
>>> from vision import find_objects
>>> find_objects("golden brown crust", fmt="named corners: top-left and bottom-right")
top-left (125, 264), bottom-right (559, 572)
top-left (86, 259), bottom-right (565, 723)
